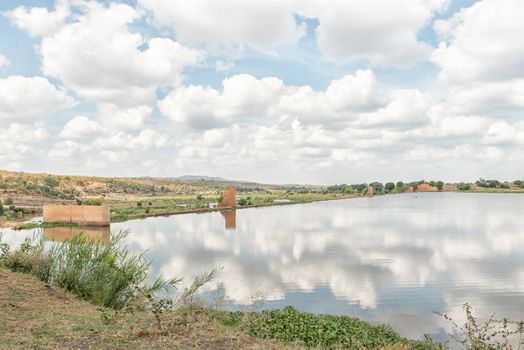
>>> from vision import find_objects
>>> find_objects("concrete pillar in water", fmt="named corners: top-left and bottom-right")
top-left (219, 187), bottom-right (236, 208)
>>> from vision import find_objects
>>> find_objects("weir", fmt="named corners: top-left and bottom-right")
top-left (43, 205), bottom-right (110, 226)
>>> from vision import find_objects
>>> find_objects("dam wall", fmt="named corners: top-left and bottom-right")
top-left (219, 187), bottom-right (236, 208)
top-left (43, 205), bottom-right (110, 226)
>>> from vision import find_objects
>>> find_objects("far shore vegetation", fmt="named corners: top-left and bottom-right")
top-left (1, 231), bottom-right (523, 349)
top-left (1, 169), bottom-right (524, 225)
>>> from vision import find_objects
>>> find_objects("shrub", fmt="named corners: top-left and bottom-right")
top-left (83, 198), bottom-right (102, 206)
top-left (4, 196), bottom-right (13, 205)
top-left (458, 183), bottom-right (472, 191)
top-left (436, 181), bottom-right (444, 192)
top-left (437, 303), bottom-right (524, 350)
top-left (43, 176), bottom-right (60, 188)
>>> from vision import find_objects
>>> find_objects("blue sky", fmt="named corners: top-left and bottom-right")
top-left (0, 0), bottom-right (523, 184)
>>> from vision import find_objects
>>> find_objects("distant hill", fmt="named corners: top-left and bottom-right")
top-left (176, 175), bottom-right (238, 182)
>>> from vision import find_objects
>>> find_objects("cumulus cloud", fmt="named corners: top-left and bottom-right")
top-left (139, 0), bottom-right (305, 50)
top-left (0, 76), bottom-right (76, 121)
top-left (159, 74), bottom-right (285, 129)
top-left (93, 129), bottom-right (169, 151)
top-left (60, 116), bottom-right (100, 139)
top-left (302, 0), bottom-right (448, 66)
top-left (6, 0), bottom-right (70, 37)
top-left (432, 0), bottom-right (524, 83)
top-left (0, 123), bottom-right (48, 166)
top-left (160, 70), bottom-right (425, 131)
top-left (35, 2), bottom-right (203, 107)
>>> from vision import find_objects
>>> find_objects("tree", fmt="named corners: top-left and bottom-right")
top-left (436, 181), bottom-right (444, 192)
top-left (384, 182), bottom-right (395, 193)
top-left (370, 182), bottom-right (384, 194)
top-left (457, 183), bottom-right (472, 191)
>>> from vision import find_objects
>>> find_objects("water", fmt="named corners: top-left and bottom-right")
top-left (2, 192), bottom-right (524, 339)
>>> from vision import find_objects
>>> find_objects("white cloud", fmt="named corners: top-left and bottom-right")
top-left (433, 0), bottom-right (524, 83)
top-left (159, 74), bottom-right (284, 129)
top-left (139, 0), bottom-right (305, 50)
top-left (94, 129), bottom-right (169, 151)
top-left (0, 54), bottom-right (10, 68)
top-left (160, 70), bottom-right (424, 131)
top-left (0, 123), bottom-right (48, 165)
top-left (49, 140), bottom-right (85, 159)
top-left (0, 76), bottom-right (76, 121)
top-left (6, 0), bottom-right (70, 37)
top-left (60, 116), bottom-right (100, 139)
top-left (303, 0), bottom-right (447, 66)
top-left (357, 89), bottom-right (432, 128)
top-left (483, 121), bottom-right (519, 145)
top-left (38, 2), bottom-right (203, 107)
top-left (98, 105), bottom-right (153, 130)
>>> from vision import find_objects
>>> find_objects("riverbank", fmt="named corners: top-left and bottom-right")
top-left (0, 268), bottom-right (301, 350)
top-left (1, 268), bottom-right (435, 350)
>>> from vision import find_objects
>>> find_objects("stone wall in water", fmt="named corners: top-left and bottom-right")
top-left (43, 205), bottom-right (110, 226)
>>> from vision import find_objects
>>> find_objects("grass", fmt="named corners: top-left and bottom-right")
top-left (212, 307), bottom-right (439, 350)
top-left (1, 231), bottom-right (181, 309)
top-left (18, 222), bottom-right (78, 230)
top-left (0, 268), bottom-right (302, 349)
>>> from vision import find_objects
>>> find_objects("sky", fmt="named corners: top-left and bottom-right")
top-left (0, 0), bottom-right (523, 184)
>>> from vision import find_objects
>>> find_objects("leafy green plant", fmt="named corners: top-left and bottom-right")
top-left (217, 306), bottom-right (433, 349)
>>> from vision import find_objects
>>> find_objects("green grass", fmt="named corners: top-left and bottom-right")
top-left (213, 307), bottom-right (439, 350)
top-left (18, 222), bottom-right (78, 230)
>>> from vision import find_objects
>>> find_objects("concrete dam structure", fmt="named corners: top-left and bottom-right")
top-left (43, 205), bottom-right (110, 226)
top-left (219, 187), bottom-right (236, 208)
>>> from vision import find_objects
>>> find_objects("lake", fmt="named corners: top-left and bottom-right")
top-left (2, 192), bottom-right (524, 339)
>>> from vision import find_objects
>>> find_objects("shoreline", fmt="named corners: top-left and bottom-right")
top-left (3, 190), bottom-right (524, 230)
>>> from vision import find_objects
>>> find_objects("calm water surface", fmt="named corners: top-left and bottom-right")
top-left (2, 192), bottom-right (524, 339)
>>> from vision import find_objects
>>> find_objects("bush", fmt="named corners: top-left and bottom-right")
top-left (43, 176), bottom-right (60, 188)
top-left (437, 303), bottom-right (524, 350)
top-left (4, 196), bottom-right (13, 205)
top-left (83, 198), bottom-right (102, 206)
top-left (458, 183), bottom-right (472, 191)
top-left (436, 181), bottom-right (444, 191)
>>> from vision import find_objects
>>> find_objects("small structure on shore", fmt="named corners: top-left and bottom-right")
top-left (43, 205), bottom-right (110, 226)
top-left (219, 187), bottom-right (236, 208)
top-left (414, 183), bottom-right (438, 192)
top-left (366, 185), bottom-right (374, 197)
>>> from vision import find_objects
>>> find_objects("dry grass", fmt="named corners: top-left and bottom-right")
top-left (0, 268), bottom-right (303, 350)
